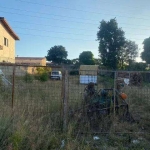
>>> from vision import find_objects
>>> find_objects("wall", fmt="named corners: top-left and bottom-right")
top-left (15, 58), bottom-right (46, 66)
top-left (0, 65), bottom-right (38, 77)
top-left (0, 22), bottom-right (15, 63)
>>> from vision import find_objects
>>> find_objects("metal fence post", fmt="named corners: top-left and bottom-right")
top-left (12, 65), bottom-right (15, 109)
top-left (113, 71), bottom-right (117, 116)
top-left (63, 70), bottom-right (68, 131)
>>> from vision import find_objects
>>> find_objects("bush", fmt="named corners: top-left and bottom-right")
top-left (36, 67), bottom-right (51, 74)
top-left (39, 72), bottom-right (49, 82)
top-left (69, 70), bottom-right (79, 75)
top-left (24, 73), bottom-right (34, 83)
top-left (35, 67), bottom-right (51, 82)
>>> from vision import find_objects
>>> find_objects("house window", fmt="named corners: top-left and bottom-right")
top-left (4, 37), bottom-right (8, 46)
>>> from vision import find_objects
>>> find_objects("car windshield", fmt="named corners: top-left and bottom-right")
top-left (52, 72), bottom-right (59, 75)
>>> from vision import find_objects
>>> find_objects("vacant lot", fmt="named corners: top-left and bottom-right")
top-left (0, 74), bottom-right (150, 149)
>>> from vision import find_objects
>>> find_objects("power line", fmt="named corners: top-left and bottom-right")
top-left (10, 20), bottom-right (150, 31)
top-left (16, 32), bottom-right (145, 41)
top-left (2, 10), bottom-right (150, 32)
top-left (12, 0), bottom-right (150, 21)
top-left (1, 6), bottom-right (150, 24)
top-left (16, 33), bottom-right (97, 41)
top-left (1, 6), bottom-right (150, 28)
top-left (13, 27), bottom-right (93, 36)
top-left (12, 26), bottom-right (150, 37)
top-left (0, 6), bottom-right (98, 23)
top-left (14, 0), bottom-right (148, 13)
top-left (0, 10), bottom-right (98, 25)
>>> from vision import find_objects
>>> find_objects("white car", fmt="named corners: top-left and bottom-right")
top-left (50, 71), bottom-right (62, 80)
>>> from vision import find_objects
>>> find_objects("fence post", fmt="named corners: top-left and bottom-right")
top-left (113, 71), bottom-right (117, 117)
top-left (11, 65), bottom-right (15, 109)
top-left (63, 70), bottom-right (68, 131)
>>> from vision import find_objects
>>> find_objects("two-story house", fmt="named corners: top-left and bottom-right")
top-left (0, 17), bottom-right (19, 63)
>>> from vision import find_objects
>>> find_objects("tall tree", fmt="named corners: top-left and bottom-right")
top-left (46, 45), bottom-right (68, 64)
top-left (79, 51), bottom-right (95, 65)
top-left (141, 37), bottom-right (150, 64)
top-left (97, 18), bottom-right (125, 69)
top-left (119, 40), bottom-right (138, 68)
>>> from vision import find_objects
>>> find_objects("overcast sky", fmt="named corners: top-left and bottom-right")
top-left (1, 0), bottom-right (150, 62)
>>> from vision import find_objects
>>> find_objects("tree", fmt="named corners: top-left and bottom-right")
top-left (127, 62), bottom-right (147, 71)
top-left (94, 58), bottom-right (101, 65)
top-left (97, 18), bottom-right (125, 69)
top-left (63, 59), bottom-right (72, 64)
top-left (141, 37), bottom-right (150, 64)
top-left (79, 51), bottom-right (95, 65)
top-left (71, 58), bottom-right (80, 69)
top-left (46, 45), bottom-right (68, 64)
top-left (72, 58), bottom-right (79, 65)
top-left (119, 40), bottom-right (138, 69)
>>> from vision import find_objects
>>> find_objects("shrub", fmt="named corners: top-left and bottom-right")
top-left (36, 67), bottom-right (51, 82)
top-left (39, 72), bottom-right (49, 82)
top-left (36, 67), bottom-right (51, 75)
top-left (23, 73), bottom-right (34, 83)
top-left (69, 70), bottom-right (79, 75)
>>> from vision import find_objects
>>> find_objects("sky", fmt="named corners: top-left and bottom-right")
top-left (1, 0), bottom-right (150, 62)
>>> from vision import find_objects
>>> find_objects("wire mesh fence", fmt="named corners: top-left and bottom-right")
top-left (0, 64), bottom-right (63, 132)
top-left (0, 64), bottom-right (150, 149)
top-left (67, 69), bottom-right (150, 132)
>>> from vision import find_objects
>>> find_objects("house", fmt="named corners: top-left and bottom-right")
top-left (15, 57), bottom-right (46, 66)
top-left (0, 17), bottom-right (19, 63)
top-left (79, 65), bottom-right (99, 84)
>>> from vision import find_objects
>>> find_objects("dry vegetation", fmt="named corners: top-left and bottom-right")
top-left (0, 74), bottom-right (150, 149)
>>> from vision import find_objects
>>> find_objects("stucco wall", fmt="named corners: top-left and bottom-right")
top-left (0, 22), bottom-right (15, 63)
top-left (0, 65), bottom-right (38, 76)
top-left (15, 58), bottom-right (46, 66)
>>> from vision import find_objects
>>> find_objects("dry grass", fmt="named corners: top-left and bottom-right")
top-left (0, 75), bottom-right (150, 149)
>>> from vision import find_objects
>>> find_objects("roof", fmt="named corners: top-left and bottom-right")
top-left (80, 65), bottom-right (99, 71)
top-left (15, 57), bottom-right (46, 60)
top-left (0, 17), bottom-right (19, 40)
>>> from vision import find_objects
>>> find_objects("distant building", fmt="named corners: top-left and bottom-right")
top-left (0, 17), bottom-right (19, 63)
top-left (15, 57), bottom-right (46, 66)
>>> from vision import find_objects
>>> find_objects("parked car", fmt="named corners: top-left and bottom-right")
top-left (50, 71), bottom-right (62, 80)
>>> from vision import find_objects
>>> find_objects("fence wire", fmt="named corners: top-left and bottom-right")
top-left (0, 64), bottom-right (150, 149)
top-left (67, 69), bottom-right (150, 148)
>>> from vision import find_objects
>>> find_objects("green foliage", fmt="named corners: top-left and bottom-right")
top-left (24, 73), bottom-right (34, 83)
top-left (63, 59), bottom-right (73, 64)
top-left (39, 72), bottom-right (49, 82)
top-left (71, 58), bottom-right (80, 69)
top-left (36, 67), bottom-right (51, 74)
top-left (69, 70), bottom-right (79, 75)
top-left (36, 67), bottom-right (51, 82)
top-left (0, 117), bottom-right (13, 149)
top-left (119, 40), bottom-right (138, 69)
top-left (46, 45), bottom-right (68, 64)
top-left (127, 62), bottom-right (147, 71)
top-left (79, 51), bottom-right (95, 65)
top-left (0, 77), bottom-right (3, 86)
top-left (94, 58), bottom-right (101, 65)
top-left (141, 37), bottom-right (150, 64)
top-left (97, 18), bottom-right (125, 69)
